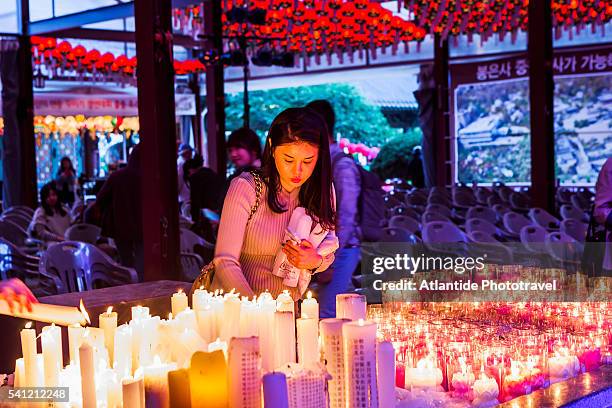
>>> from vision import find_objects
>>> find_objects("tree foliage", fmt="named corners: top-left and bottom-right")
top-left (225, 83), bottom-right (401, 147)
top-left (370, 128), bottom-right (422, 181)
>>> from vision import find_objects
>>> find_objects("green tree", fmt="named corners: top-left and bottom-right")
top-left (370, 128), bottom-right (422, 181)
top-left (225, 83), bottom-right (401, 147)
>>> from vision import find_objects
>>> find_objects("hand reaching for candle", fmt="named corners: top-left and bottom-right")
top-left (282, 239), bottom-right (323, 271)
top-left (0, 278), bottom-right (38, 313)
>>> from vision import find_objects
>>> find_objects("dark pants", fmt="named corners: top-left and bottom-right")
top-left (116, 239), bottom-right (144, 281)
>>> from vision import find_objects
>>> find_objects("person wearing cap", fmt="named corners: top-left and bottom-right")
top-left (177, 143), bottom-right (194, 209)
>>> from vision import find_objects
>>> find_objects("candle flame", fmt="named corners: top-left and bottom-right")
top-left (358, 318), bottom-right (364, 326)
top-left (229, 288), bottom-right (235, 295)
top-left (307, 291), bottom-right (312, 300)
top-left (177, 289), bottom-right (184, 295)
top-left (79, 299), bottom-right (91, 326)
top-left (168, 313), bottom-right (173, 320)
top-left (199, 285), bottom-right (204, 290)
top-left (107, 306), bottom-right (113, 315)
top-left (25, 321), bottom-right (32, 329)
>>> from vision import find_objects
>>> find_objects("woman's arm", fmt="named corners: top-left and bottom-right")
top-left (0, 278), bottom-right (37, 313)
top-left (213, 177), bottom-right (256, 297)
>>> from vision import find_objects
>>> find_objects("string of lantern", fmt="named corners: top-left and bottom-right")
top-left (172, 0), bottom-right (611, 66)
top-left (30, 36), bottom-right (206, 87)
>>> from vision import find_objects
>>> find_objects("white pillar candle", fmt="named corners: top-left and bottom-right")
top-left (262, 372), bottom-right (289, 408)
top-left (196, 305), bottom-right (215, 344)
top-left (79, 338), bottom-right (97, 408)
top-left (41, 324), bottom-right (62, 387)
top-left (0, 302), bottom-right (86, 326)
top-left (472, 370), bottom-right (499, 405)
top-left (106, 370), bottom-right (122, 408)
top-left (142, 356), bottom-right (177, 408)
top-left (131, 305), bottom-right (150, 321)
top-left (405, 354), bottom-right (443, 388)
top-left (296, 318), bottom-right (319, 368)
top-left (239, 298), bottom-right (258, 337)
top-left (208, 337), bottom-right (228, 357)
top-left (274, 311), bottom-right (296, 368)
top-left (336, 294), bottom-right (367, 321)
top-left (87, 327), bottom-right (109, 365)
top-left (228, 337), bottom-right (262, 408)
top-left (192, 288), bottom-right (211, 311)
top-left (377, 341), bottom-right (396, 408)
top-left (320, 318), bottom-right (349, 408)
top-left (171, 290), bottom-right (188, 316)
top-left (220, 294), bottom-right (242, 342)
top-left (176, 308), bottom-right (198, 332)
top-left (277, 290), bottom-right (294, 314)
top-left (20, 323), bottom-right (40, 387)
top-left (301, 291), bottom-right (319, 319)
top-left (548, 355), bottom-right (580, 382)
top-left (342, 319), bottom-right (379, 408)
top-left (257, 292), bottom-right (277, 372)
top-left (122, 375), bottom-right (144, 408)
top-left (13, 358), bottom-right (25, 388)
top-left (114, 324), bottom-right (132, 379)
top-left (68, 323), bottom-right (85, 365)
top-left (175, 329), bottom-right (208, 368)
top-left (99, 307), bottom-right (118, 365)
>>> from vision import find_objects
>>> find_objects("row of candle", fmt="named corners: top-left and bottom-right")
top-left (368, 301), bottom-right (611, 404)
top-left (14, 291), bottom-right (394, 407)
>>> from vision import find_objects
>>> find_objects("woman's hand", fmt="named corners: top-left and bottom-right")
top-left (0, 278), bottom-right (38, 313)
top-left (282, 239), bottom-right (323, 270)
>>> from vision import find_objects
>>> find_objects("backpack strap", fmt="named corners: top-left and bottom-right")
top-left (247, 170), bottom-right (263, 223)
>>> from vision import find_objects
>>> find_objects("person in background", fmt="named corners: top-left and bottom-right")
top-left (227, 127), bottom-right (262, 180)
top-left (0, 278), bottom-right (37, 313)
top-left (306, 100), bottom-right (361, 318)
top-left (28, 183), bottom-right (72, 243)
top-left (407, 146), bottom-right (425, 188)
top-left (184, 154), bottom-right (226, 242)
top-left (95, 144), bottom-right (143, 280)
top-left (177, 144), bottom-right (193, 210)
top-left (55, 156), bottom-right (78, 208)
top-left (594, 157), bottom-right (612, 275)
top-left (212, 107), bottom-right (338, 299)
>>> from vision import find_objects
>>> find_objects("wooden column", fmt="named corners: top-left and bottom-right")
top-left (134, 0), bottom-right (180, 281)
top-left (18, 0), bottom-right (37, 207)
top-left (433, 34), bottom-right (451, 187)
top-left (528, 0), bottom-right (556, 213)
top-left (203, 0), bottom-right (226, 176)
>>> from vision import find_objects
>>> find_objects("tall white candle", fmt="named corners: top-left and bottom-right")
top-left (20, 323), bottom-right (40, 387)
top-left (79, 337), bottom-right (97, 408)
top-left (192, 288), bottom-right (211, 311)
top-left (196, 305), bottom-right (215, 344)
top-left (171, 290), bottom-right (188, 316)
top-left (257, 292), bottom-right (277, 372)
top-left (0, 302), bottom-right (86, 326)
top-left (405, 354), bottom-right (443, 388)
top-left (131, 305), bottom-right (150, 321)
top-left (68, 323), bottom-right (85, 365)
top-left (296, 317), bottom-right (319, 368)
top-left (221, 294), bottom-right (242, 342)
top-left (336, 294), bottom-right (367, 321)
top-left (142, 356), bottom-right (177, 408)
top-left (176, 308), bottom-right (198, 332)
top-left (342, 319), bottom-right (379, 408)
top-left (13, 358), bottom-right (25, 388)
top-left (239, 298), bottom-right (258, 337)
top-left (301, 291), bottom-right (319, 319)
top-left (376, 341), bottom-right (395, 408)
top-left (274, 311), bottom-right (296, 368)
top-left (228, 337), bottom-right (262, 408)
top-left (99, 306), bottom-right (118, 365)
top-left (320, 318), bottom-right (349, 408)
top-left (114, 324), bottom-right (132, 379)
top-left (277, 291), bottom-right (294, 315)
top-left (106, 369), bottom-right (122, 408)
top-left (41, 324), bottom-right (62, 387)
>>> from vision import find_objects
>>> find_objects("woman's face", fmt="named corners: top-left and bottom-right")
top-left (46, 190), bottom-right (58, 207)
top-left (229, 147), bottom-right (255, 169)
top-left (61, 159), bottom-right (71, 171)
top-left (273, 141), bottom-right (319, 191)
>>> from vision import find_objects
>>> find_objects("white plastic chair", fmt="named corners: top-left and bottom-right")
top-left (545, 231), bottom-right (583, 266)
top-left (422, 221), bottom-right (467, 244)
top-left (65, 223), bottom-right (102, 244)
top-left (520, 225), bottom-right (548, 254)
top-left (503, 212), bottom-right (532, 238)
top-left (180, 252), bottom-right (205, 281)
top-left (388, 215), bottom-right (420, 235)
top-left (466, 206), bottom-right (498, 224)
top-left (560, 219), bottom-right (588, 242)
top-left (465, 218), bottom-right (500, 237)
top-left (425, 203), bottom-right (453, 219)
top-left (421, 211), bottom-right (453, 224)
top-left (509, 192), bottom-right (530, 212)
top-left (559, 205), bottom-right (587, 222)
top-left (529, 208), bottom-right (560, 231)
top-left (1, 213), bottom-right (31, 231)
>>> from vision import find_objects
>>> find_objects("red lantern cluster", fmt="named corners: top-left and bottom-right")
top-left (30, 36), bottom-right (205, 81)
top-left (404, 0), bottom-right (611, 43)
top-left (339, 138), bottom-right (380, 161)
top-left (220, 0), bottom-right (425, 62)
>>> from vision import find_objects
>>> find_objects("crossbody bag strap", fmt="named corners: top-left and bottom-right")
top-left (247, 170), bottom-right (263, 223)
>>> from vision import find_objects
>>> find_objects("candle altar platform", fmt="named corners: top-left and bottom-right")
top-left (0, 280), bottom-right (190, 373)
top-left (497, 364), bottom-right (612, 408)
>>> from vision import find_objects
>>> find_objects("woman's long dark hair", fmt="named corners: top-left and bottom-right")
top-left (261, 107), bottom-right (335, 231)
top-left (57, 156), bottom-right (75, 176)
top-left (40, 182), bottom-right (67, 217)
top-left (227, 127), bottom-right (262, 161)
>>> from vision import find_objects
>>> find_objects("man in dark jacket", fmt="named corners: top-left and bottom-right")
top-left (95, 145), bottom-right (143, 279)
